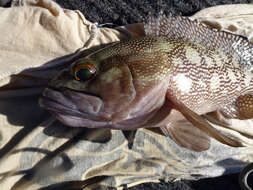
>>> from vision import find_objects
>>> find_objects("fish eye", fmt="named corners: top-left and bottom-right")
top-left (73, 64), bottom-right (96, 81)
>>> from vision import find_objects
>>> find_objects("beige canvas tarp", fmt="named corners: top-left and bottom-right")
top-left (0, 1), bottom-right (253, 189)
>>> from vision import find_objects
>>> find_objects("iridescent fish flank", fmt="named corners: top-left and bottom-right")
top-left (40, 13), bottom-right (253, 152)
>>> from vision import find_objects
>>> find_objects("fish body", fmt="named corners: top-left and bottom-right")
top-left (40, 13), bottom-right (253, 151)
top-left (167, 38), bottom-right (253, 115)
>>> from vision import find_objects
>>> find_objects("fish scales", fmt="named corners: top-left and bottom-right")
top-left (168, 40), bottom-right (251, 113)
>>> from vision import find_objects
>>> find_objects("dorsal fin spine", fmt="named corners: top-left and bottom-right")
top-left (144, 12), bottom-right (253, 70)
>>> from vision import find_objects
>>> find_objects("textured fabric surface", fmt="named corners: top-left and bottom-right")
top-left (191, 4), bottom-right (253, 43)
top-left (54, 0), bottom-right (253, 26)
top-left (1, 1), bottom-right (253, 190)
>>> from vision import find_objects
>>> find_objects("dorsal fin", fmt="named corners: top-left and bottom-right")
top-left (144, 12), bottom-right (253, 71)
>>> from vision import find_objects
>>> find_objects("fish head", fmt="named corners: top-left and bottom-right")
top-left (40, 39), bottom-right (171, 129)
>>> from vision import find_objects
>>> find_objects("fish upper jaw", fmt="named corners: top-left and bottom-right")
top-left (39, 87), bottom-right (111, 127)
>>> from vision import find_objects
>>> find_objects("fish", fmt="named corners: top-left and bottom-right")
top-left (39, 12), bottom-right (253, 152)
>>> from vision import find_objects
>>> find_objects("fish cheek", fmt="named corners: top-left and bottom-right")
top-left (90, 64), bottom-right (136, 119)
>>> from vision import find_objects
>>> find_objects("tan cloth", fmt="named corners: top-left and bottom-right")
top-left (191, 4), bottom-right (253, 43)
top-left (1, 1), bottom-right (253, 189)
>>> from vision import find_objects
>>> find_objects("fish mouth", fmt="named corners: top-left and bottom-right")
top-left (39, 88), bottom-right (156, 129)
top-left (39, 87), bottom-right (108, 127)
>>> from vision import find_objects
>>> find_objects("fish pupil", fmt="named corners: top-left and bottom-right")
top-left (76, 68), bottom-right (93, 81)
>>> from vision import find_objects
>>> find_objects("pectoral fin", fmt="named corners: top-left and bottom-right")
top-left (203, 111), bottom-right (231, 128)
top-left (142, 97), bottom-right (206, 151)
top-left (167, 94), bottom-right (243, 148)
top-left (146, 119), bottom-right (210, 152)
top-left (165, 120), bottom-right (211, 152)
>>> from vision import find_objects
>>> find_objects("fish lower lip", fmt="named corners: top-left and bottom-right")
top-left (51, 112), bottom-right (109, 128)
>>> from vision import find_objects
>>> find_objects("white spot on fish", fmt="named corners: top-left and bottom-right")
top-left (198, 80), bottom-right (206, 88)
top-left (212, 54), bottom-right (223, 67)
top-left (185, 47), bottom-right (202, 66)
top-left (172, 56), bottom-right (184, 67)
top-left (237, 84), bottom-right (241, 91)
top-left (173, 74), bottom-right (192, 94)
top-left (210, 73), bottom-right (220, 91)
top-left (204, 55), bottom-right (214, 68)
top-left (244, 71), bottom-right (252, 86)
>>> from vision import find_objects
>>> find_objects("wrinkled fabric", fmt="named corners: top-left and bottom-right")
top-left (0, 1), bottom-right (253, 189)
top-left (0, 0), bottom-right (135, 86)
top-left (191, 4), bottom-right (253, 43)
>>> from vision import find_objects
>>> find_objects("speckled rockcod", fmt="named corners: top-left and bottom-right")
top-left (40, 13), bottom-right (253, 151)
